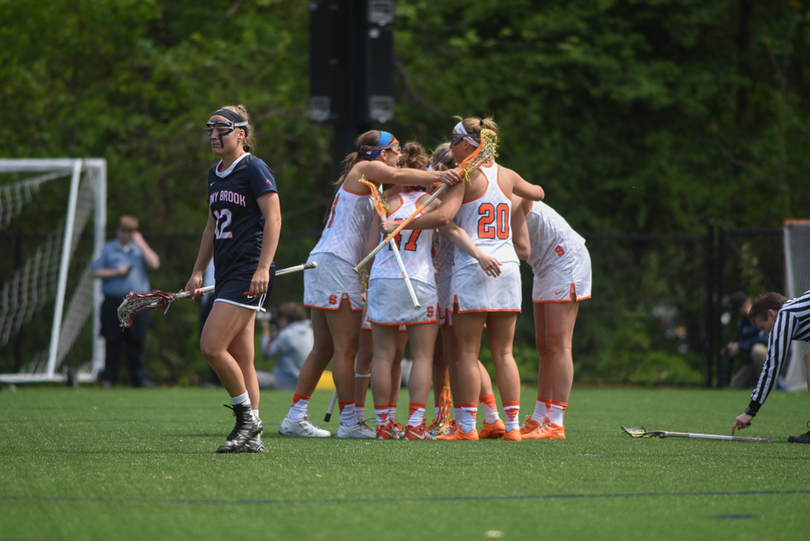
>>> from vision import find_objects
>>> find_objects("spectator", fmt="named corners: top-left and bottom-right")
top-left (724, 291), bottom-right (769, 389)
top-left (257, 302), bottom-right (313, 390)
top-left (91, 215), bottom-right (160, 388)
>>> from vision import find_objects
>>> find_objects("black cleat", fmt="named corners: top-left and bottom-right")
top-left (788, 421), bottom-right (810, 444)
top-left (240, 434), bottom-right (266, 453)
top-left (215, 403), bottom-right (262, 453)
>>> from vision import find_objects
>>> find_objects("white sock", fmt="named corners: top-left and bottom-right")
top-left (548, 403), bottom-right (565, 426)
top-left (252, 409), bottom-right (260, 421)
top-left (230, 391), bottom-right (250, 406)
top-left (339, 402), bottom-right (357, 426)
top-left (434, 406), bottom-right (440, 419)
top-left (532, 399), bottom-right (549, 423)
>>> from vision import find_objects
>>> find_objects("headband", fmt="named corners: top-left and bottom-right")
top-left (452, 122), bottom-right (480, 148)
top-left (358, 131), bottom-right (394, 160)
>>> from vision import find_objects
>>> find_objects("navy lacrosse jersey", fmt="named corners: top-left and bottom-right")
top-left (208, 154), bottom-right (277, 283)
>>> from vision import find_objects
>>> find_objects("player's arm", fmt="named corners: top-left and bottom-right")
top-left (252, 191), bottom-right (282, 296)
top-left (184, 211), bottom-right (216, 299)
top-left (503, 167), bottom-right (544, 201)
top-left (382, 181), bottom-right (464, 232)
top-left (358, 161), bottom-right (461, 187)
top-left (440, 221), bottom-right (502, 277)
top-left (511, 195), bottom-right (530, 261)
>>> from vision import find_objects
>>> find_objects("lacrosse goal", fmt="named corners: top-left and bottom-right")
top-left (0, 159), bottom-right (106, 385)
top-left (783, 219), bottom-right (809, 392)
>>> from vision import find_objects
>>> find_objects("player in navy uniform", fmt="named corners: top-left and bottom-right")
top-left (185, 105), bottom-right (282, 453)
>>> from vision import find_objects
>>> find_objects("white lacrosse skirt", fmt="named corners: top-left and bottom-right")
top-left (452, 261), bottom-right (521, 313)
top-left (532, 246), bottom-right (592, 303)
top-left (367, 278), bottom-right (438, 325)
top-left (303, 252), bottom-right (364, 311)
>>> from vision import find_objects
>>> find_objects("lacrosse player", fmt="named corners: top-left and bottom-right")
top-left (511, 199), bottom-right (591, 440)
top-left (278, 131), bottom-right (461, 439)
top-left (184, 105), bottom-right (281, 453)
top-left (732, 291), bottom-right (810, 443)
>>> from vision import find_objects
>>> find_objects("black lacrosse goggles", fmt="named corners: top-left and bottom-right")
top-left (449, 133), bottom-right (479, 146)
top-left (206, 116), bottom-right (248, 148)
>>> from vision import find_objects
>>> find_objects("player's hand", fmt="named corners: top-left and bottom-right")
top-left (732, 413), bottom-right (753, 435)
top-left (440, 169), bottom-right (462, 186)
top-left (381, 220), bottom-right (399, 235)
top-left (250, 269), bottom-right (270, 297)
top-left (477, 254), bottom-right (502, 277)
top-left (184, 273), bottom-right (204, 301)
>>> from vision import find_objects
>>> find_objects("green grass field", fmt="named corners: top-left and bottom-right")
top-left (1, 386), bottom-right (808, 541)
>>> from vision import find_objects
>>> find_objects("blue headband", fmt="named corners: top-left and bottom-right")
top-left (359, 131), bottom-right (393, 160)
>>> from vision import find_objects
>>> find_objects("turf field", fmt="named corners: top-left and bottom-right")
top-left (0, 386), bottom-right (807, 541)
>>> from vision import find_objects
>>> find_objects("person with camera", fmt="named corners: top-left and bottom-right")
top-left (91, 215), bottom-right (160, 388)
top-left (723, 291), bottom-right (769, 389)
top-left (257, 302), bottom-right (313, 390)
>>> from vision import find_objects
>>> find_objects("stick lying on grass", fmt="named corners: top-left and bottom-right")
top-left (621, 425), bottom-right (771, 442)
top-left (117, 262), bottom-right (317, 328)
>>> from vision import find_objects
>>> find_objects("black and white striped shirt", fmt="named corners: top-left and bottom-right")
top-left (749, 290), bottom-right (810, 412)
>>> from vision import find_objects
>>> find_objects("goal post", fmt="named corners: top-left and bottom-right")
top-left (783, 219), bottom-right (809, 392)
top-left (0, 159), bottom-right (106, 384)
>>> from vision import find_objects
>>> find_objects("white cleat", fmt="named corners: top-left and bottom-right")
top-left (336, 421), bottom-right (376, 439)
top-left (279, 414), bottom-right (332, 438)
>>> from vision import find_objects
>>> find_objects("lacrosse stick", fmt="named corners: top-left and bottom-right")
top-left (359, 177), bottom-right (421, 310)
top-left (117, 261), bottom-right (318, 328)
top-left (428, 373), bottom-right (453, 436)
top-left (353, 129), bottom-right (499, 273)
top-left (324, 390), bottom-right (338, 422)
top-left (621, 425), bottom-right (771, 443)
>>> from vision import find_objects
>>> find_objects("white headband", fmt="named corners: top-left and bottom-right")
top-left (452, 122), bottom-right (480, 148)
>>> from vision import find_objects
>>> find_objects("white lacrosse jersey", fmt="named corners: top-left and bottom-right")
top-left (524, 201), bottom-right (586, 273)
top-left (369, 191), bottom-right (436, 285)
top-left (310, 184), bottom-right (374, 265)
top-left (453, 162), bottom-right (518, 270)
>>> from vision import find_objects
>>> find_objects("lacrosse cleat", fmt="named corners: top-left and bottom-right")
top-left (337, 421), bottom-right (375, 439)
top-left (215, 403), bottom-right (262, 453)
top-left (502, 429), bottom-right (522, 441)
top-left (375, 421), bottom-right (400, 440)
top-left (531, 422), bottom-right (566, 440)
top-left (392, 421), bottom-right (406, 439)
top-left (279, 413), bottom-right (331, 438)
top-left (240, 434), bottom-right (266, 453)
top-left (356, 420), bottom-right (377, 439)
top-left (443, 427), bottom-right (479, 441)
top-left (479, 419), bottom-right (506, 439)
top-left (519, 415), bottom-right (547, 436)
top-left (404, 422), bottom-right (437, 441)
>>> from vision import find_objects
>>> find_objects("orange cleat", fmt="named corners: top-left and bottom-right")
top-left (502, 428), bottom-right (522, 441)
top-left (519, 415), bottom-right (547, 435)
top-left (376, 421), bottom-right (400, 440)
top-left (444, 427), bottom-right (479, 441)
top-left (534, 422), bottom-right (565, 439)
top-left (404, 422), bottom-right (437, 440)
top-left (479, 419), bottom-right (506, 439)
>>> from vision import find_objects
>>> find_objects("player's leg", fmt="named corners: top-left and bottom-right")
top-left (450, 310), bottom-right (487, 439)
top-left (387, 330), bottom-right (408, 437)
top-left (522, 302), bottom-right (551, 434)
top-left (200, 301), bottom-right (262, 452)
top-left (227, 317), bottom-right (266, 452)
top-left (325, 302), bottom-right (366, 437)
top-left (484, 311), bottom-right (522, 440)
top-left (403, 322), bottom-right (439, 440)
top-left (354, 327), bottom-right (373, 428)
top-left (526, 300), bottom-right (579, 440)
top-left (371, 323), bottom-right (400, 439)
top-left (438, 322), bottom-right (461, 437)
top-left (478, 360), bottom-right (505, 438)
top-left (279, 306), bottom-right (333, 437)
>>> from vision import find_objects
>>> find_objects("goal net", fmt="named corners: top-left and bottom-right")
top-left (0, 159), bottom-right (106, 384)
top-left (783, 219), bottom-right (810, 392)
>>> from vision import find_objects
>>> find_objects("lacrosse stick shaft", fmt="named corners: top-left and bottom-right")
top-left (324, 390), bottom-right (338, 422)
top-left (663, 431), bottom-right (770, 442)
top-left (180, 262), bottom-right (316, 298)
top-left (390, 240), bottom-right (421, 309)
top-left (353, 183), bottom-right (448, 273)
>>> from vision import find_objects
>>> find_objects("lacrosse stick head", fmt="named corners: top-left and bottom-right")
top-left (117, 290), bottom-right (177, 328)
top-left (458, 128), bottom-right (499, 183)
top-left (622, 426), bottom-right (648, 438)
top-left (359, 176), bottom-right (390, 216)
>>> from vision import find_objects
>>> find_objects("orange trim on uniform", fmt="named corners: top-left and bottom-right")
top-left (342, 185), bottom-right (368, 196)
top-left (304, 292), bottom-right (362, 312)
top-left (461, 177), bottom-right (489, 204)
top-left (532, 283), bottom-right (591, 304)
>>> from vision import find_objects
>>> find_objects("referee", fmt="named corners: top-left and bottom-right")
top-left (732, 290), bottom-right (810, 443)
